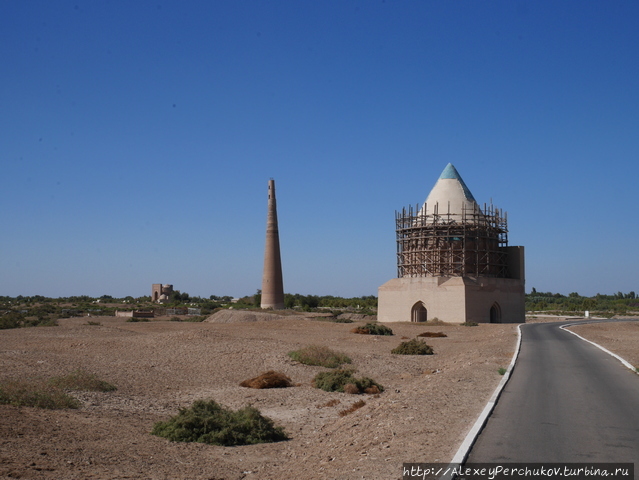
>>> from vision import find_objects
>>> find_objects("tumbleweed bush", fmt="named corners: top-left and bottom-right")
top-left (351, 323), bottom-right (394, 336)
top-left (240, 371), bottom-right (292, 389)
top-left (391, 339), bottom-right (434, 355)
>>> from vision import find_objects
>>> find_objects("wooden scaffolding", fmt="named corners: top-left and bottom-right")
top-left (396, 202), bottom-right (509, 278)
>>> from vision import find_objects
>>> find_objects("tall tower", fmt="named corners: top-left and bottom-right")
top-left (261, 179), bottom-right (285, 309)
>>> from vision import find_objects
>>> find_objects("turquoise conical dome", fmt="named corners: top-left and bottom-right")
top-left (419, 163), bottom-right (480, 217)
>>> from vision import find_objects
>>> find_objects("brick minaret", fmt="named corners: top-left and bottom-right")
top-left (261, 179), bottom-right (285, 309)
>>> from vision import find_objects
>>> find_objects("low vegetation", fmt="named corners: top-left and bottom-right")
top-left (0, 378), bottom-right (81, 409)
top-left (462, 321), bottom-right (479, 327)
top-left (240, 371), bottom-right (292, 389)
top-left (49, 368), bottom-right (117, 392)
top-left (313, 368), bottom-right (383, 394)
top-left (310, 315), bottom-right (354, 323)
top-left (417, 331), bottom-right (447, 338)
top-left (170, 315), bottom-right (208, 322)
top-left (391, 339), bottom-right (434, 355)
top-left (151, 399), bottom-right (288, 446)
top-left (0, 368), bottom-right (116, 409)
top-left (288, 345), bottom-right (351, 368)
top-left (498, 367), bottom-right (507, 375)
top-left (339, 400), bottom-right (366, 417)
top-left (351, 323), bottom-right (394, 336)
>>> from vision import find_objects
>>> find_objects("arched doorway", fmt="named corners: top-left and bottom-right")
top-left (490, 303), bottom-right (501, 323)
top-left (411, 302), bottom-right (427, 322)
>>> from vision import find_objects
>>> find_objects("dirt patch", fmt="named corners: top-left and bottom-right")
top-left (0, 315), bottom-right (519, 479)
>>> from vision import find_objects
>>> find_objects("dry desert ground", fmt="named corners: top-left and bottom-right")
top-left (1, 313), bottom-right (637, 480)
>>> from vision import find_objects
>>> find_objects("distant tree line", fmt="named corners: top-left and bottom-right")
top-left (234, 291), bottom-right (378, 312)
top-left (527, 288), bottom-right (638, 315)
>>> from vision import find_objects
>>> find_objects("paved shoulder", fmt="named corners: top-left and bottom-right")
top-left (466, 321), bottom-right (639, 463)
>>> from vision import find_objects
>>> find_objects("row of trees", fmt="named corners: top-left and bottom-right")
top-left (3, 287), bottom-right (637, 324)
top-left (237, 291), bottom-right (378, 312)
top-left (526, 289), bottom-right (638, 315)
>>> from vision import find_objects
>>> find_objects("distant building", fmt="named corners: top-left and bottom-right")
top-left (152, 284), bottom-right (173, 303)
top-left (378, 164), bottom-right (525, 324)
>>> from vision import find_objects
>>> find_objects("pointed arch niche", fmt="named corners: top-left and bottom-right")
top-left (490, 302), bottom-right (502, 323)
top-left (411, 302), bottom-right (428, 323)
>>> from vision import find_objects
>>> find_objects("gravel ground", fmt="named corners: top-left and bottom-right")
top-left (0, 312), bottom-right (524, 479)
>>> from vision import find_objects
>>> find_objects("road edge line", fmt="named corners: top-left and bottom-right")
top-left (560, 323), bottom-right (637, 373)
top-left (449, 323), bottom-right (523, 466)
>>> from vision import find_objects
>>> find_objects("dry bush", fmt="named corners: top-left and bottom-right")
top-left (318, 399), bottom-right (341, 408)
top-left (391, 339), bottom-right (434, 355)
top-left (364, 385), bottom-right (381, 394)
top-left (417, 331), bottom-right (448, 338)
top-left (313, 368), bottom-right (384, 394)
top-left (343, 383), bottom-right (359, 395)
top-left (350, 323), bottom-right (393, 336)
top-left (339, 400), bottom-right (366, 417)
top-left (240, 371), bottom-right (292, 389)
top-left (287, 345), bottom-right (351, 368)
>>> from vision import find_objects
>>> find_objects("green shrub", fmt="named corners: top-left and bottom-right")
top-left (462, 321), bottom-right (479, 327)
top-left (351, 323), bottom-right (393, 336)
top-left (169, 316), bottom-right (182, 322)
top-left (151, 399), bottom-right (288, 446)
top-left (49, 369), bottom-right (116, 392)
top-left (86, 321), bottom-right (101, 326)
top-left (391, 339), bottom-right (434, 355)
top-left (313, 368), bottom-right (384, 394)
top-left (0, 379), bottom-right (80, 409)
top-left (498, 367), bottom-right (507, 375)
top-left (333, 317), bottom-right (354, 323)
top-left (288, 345), bottom-right (351, 368)
top-left (21, 317), bottom-right (58, 327)
top-left (0, 312), bottom-right (23, 329)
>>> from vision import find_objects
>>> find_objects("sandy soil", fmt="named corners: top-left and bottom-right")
top-left (567, 318), bottom-right (639, 370)
top-left (1, 312), bottom-right (519, 480)
top-left (2, 313), bottom-right (636, 480)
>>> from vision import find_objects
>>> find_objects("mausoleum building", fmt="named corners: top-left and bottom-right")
top-left (378, 164), bottom-right (525, 324)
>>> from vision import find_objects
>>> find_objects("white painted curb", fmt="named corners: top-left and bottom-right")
top-left (445, 323), bottom-right (523, 472)
top-left (560, 322), bottom-right (638, 374)
top-left (437, 320), bottom-right (637, 480)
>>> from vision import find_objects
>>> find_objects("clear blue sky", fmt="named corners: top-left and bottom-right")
top-left (2, 1), bottom-right (638, 299)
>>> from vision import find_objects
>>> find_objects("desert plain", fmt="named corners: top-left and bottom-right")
top-left (1, 312), bottom-right (637, 480)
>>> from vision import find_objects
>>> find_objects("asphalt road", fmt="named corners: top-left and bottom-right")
top-left (466, 320), bottom-right (639, 464)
